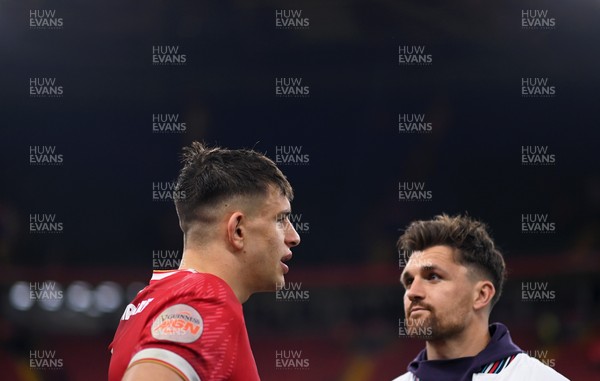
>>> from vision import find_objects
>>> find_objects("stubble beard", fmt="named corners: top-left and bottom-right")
top-left (407, 310), bottom-right (466, 341)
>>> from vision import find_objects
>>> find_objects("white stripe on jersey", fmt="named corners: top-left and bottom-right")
top-left (128, 347), bottom-right (201, 381)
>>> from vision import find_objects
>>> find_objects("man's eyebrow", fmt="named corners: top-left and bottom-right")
top-left (420, 264), bottom-right (446, 274)
top-left (400, 263), bottom-right (443, 284)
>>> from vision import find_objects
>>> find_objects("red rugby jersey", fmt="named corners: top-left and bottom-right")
top-left (108, 270), bottom-right (260, 381)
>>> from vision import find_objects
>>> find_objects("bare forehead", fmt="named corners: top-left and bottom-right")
top-left (404, 246), bottom-right (458, 271)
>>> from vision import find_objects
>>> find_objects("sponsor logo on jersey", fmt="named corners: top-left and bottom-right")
top-left (151, 304), bottom-right (203, 343)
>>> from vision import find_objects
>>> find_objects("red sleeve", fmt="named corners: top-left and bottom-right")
top-left (129, 288), bottom-right (242, 381)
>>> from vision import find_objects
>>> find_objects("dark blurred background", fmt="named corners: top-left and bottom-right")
top-left (1, 0), bottom-right (599, 380)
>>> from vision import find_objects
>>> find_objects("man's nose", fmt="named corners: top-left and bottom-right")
top-left (405, 277), bottom-right (425, 301)
top-left (286, 221), bottom-right (301, 247)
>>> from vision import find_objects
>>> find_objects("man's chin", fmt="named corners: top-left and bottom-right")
top-left (404, 316), bottom-right (435, 340)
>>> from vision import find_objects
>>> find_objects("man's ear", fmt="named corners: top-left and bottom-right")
top-left (473, 280), bottom-right (495, 312)
top-left (227, 212), bottom-right (245, 250)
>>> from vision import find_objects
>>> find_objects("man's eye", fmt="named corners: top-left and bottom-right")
top-left (428, 273), bottom-right (440, 280)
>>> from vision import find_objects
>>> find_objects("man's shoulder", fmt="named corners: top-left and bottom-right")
top-left (390, 372), bottom-right (413, 381)
top-left (389, 353), bottom-right (569, 381)
top-left (140, 270), bottom-right (242, 320)
top-left (474, 353), bottom-right (569, 380)
top-left (514, 353), bottom-right (569, 379)
top-left (151, 269), bottom-right (217, 285)
top-left (151, 271), bottom-right (235, 301)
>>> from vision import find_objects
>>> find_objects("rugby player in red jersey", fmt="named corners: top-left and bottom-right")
top-left (108, 142), bottom-right (301, 381)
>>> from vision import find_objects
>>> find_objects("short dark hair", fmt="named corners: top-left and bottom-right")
top-left (174, 142), bottom-right (293, 227)
top-left (397, 214), bottom-right (506, 307)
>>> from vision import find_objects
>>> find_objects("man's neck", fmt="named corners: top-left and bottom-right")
top-left (425, 320), bottom-right (491, 360)
top-left (178, 246), bottom-right (250, 304)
